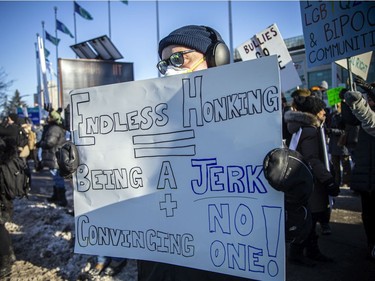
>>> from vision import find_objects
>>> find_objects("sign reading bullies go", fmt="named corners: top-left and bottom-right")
top-left (70, 57), bottom-right (285, 281)
top-left (300, 1), bottom-right (375, 68)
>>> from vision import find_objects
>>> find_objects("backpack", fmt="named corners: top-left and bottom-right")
top-left (15, 125), bottom-right (29, 148)
top-left (0, 156), bottom-right (30, 200)
top-left (55, 141), bottom-right (80, 178)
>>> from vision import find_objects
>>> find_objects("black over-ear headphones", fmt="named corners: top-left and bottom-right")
top-left (203, 26), bottom-right (230, 68)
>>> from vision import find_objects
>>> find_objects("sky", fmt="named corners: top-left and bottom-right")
top-left (0, 0), bottom-right (304, 107)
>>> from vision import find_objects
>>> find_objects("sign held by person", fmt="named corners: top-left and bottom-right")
top-left (70, 56), bottom-right (285, 281)
top-left (300, 1), bottom-right (375, 68)
top-left (335, 51), bottom-right (373, 80)
top-left (236, 23), bottom-right (302, 93)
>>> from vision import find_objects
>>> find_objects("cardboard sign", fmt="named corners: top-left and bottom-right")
top-left (300, 1), bottom-right (375, 68)
top-left (335, 52), bottom-right (373, 80)
top-left (70, 57), bottom-right (285, 281)
top-left (236, 23), bottom-right (301, 92)
top-left (327, 87), bottom-right (345, 106)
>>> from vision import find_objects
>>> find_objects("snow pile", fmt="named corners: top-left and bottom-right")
top-left (5, 170), bottom-right (137, 281)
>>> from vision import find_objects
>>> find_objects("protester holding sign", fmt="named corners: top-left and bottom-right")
top-left (284, 93), bottom-right (339, 266)
top-left (340, 85), bottom-right (375, 261)
top-left (137, 24), bottom-right (256, 281)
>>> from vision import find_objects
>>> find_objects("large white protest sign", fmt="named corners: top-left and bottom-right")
top-left (300, 1), bottom-right (375, 68)
top-left (335, 51), bottom-right (373, 80)
top-left (70, 56), bottom-right (285, 281)
top-left (236, 23), bottom-right (301, 92)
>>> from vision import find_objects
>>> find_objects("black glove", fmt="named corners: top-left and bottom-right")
top-left (324, 179), bottom-right (340, 197)
top-left (343, 91), bottom-right (362, 107)
top-left (355, 76), bottom-right (373, 92)
top-left (325, 128), bottom-right (332, 135)
top-left (355, 76), bottom-right (375, 101)
top-left (339, 88), bottom-right (348, 100)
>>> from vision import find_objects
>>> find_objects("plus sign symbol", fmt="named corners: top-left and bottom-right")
top-left (159, 193), bottom-right (178, 217)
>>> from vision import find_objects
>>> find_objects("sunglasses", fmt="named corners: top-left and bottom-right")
top-left (157, 49), bottom-right (196, 75)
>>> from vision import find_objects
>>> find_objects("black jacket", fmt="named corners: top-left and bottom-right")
top-left (284, 110), bottom-right (333, 213)
top-left (342, 102), bottom-right (375, 192)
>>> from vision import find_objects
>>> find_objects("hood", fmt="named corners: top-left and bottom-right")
top-left (284, 110), bottom-right (321, 134)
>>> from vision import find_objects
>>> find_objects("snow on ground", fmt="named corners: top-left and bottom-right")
top-left (5, 168), bottom-right (137, 281)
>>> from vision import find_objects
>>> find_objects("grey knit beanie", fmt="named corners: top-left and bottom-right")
top-left (158, 25), bottom-right (224, 58)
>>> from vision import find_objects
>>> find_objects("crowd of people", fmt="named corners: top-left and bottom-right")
top-left (1, 23), bottom-right (374, 280)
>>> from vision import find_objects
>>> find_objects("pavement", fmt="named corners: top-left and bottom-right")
top-left (286, 186), bottom-right (375, 281)
top-left (29, 167), bottom-right (375, 281)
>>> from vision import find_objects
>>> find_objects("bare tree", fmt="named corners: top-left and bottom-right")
top-left (0, 67), bottom-right (13, 117)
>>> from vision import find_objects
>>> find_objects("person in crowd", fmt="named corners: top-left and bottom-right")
top-left (284, 93), bottom-right (340, 266)
top-left (340, 82), bottom-right (375, 261)
top-left (36, 110), bottom-right (67, 207)
top-left (34, 122), bottom-right (44, 171)
top-left (340, 78), bottom-right (375, 137)
top-left (327, 103), bottom-right (351, 188)
top-left (0, 114), bottom-right (21, 145)
top-left (0, 138), bottom-right (17, 278)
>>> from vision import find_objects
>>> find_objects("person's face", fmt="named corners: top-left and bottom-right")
top-left (317, 109), bottom-right (326, 122)
top-left (161, 45), bottom-right (208, 74)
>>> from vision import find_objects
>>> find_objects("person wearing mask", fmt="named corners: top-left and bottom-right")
top-left (284, 94), bottom-right (340, 266)
top-left (37, 111), bottom-right (67, 207)
top-left (341, 83), bottom-right (375, 261)
top-left (137, 24), bottom-right (256, 281)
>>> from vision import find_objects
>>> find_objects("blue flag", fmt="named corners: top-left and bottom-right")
top-left (56, 19), bottom-right (74, 38)
top-left (74, 1), bottom-right (93, 20)
top-left (45, 31), bottom-right (60, 46)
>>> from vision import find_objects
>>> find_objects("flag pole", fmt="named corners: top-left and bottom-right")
top-left (74, 2), bottom-right (77, 44)
top-left (35, 40), bottom-right (42, 120)
top-left (108, 0), bottom-right (111, 39)
top-left (228, 0), bottom-right (233, 63)
top-left (54, 6), bottom-right (61, 108)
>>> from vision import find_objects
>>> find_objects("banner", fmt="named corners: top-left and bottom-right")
top-left (70, 57), bottom-right (285, 281)
top-left (37, 35), bottom-right (50, 107)
top-left (236, 23), bottom-right (301, 92)
top-left (300, 1), bottom-right (375, 68)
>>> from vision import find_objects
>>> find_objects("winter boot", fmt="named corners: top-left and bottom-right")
top-left (305, 236), bottom-right (334, 262)
top-left (288, 243), bottom-right (316, 267)
top-left (0, 224), bottom-right (15, 279)
top-left (47, 186), bottom-right (59, 203)
top-left (56, 188), bottom-right (68, 207)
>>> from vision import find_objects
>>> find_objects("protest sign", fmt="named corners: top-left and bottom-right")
top-left (236, 23), bottom-right (301, 93)
top-left (70, 56), bottom-right (285, 281)
top-left (335, 52), bottom-right (373, 80)
top-left (327, 87), bottom-right (345, 106)
top-left (300, 1), bottom-right (375, 68)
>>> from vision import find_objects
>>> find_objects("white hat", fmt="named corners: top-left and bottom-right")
top-left (320, 80), bottom-right (328, 89)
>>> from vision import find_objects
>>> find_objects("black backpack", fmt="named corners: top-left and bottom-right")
top-left (55, 141), bottom-right (80, 178)
top-left (263, 147), bottom-right (314, 243)
top-left (15, 125), bottom-right (29, 148)
top-left (0, 156), bottom-right (29, 200)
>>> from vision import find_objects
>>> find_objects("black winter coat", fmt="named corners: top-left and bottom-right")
top-left (342, 102), bottom-right (375, 192)
top-left (40, 123), bottom-right (66, 169)
top-left (284, 110), bottom-right (333, 213)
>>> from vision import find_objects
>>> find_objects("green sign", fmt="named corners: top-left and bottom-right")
top-left (327, 87), bottom-right (345, 106)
